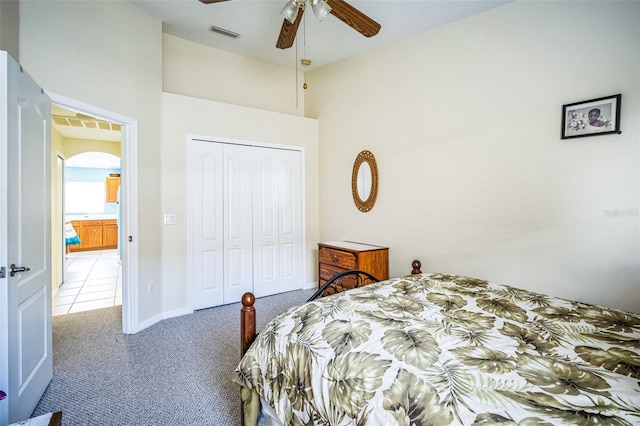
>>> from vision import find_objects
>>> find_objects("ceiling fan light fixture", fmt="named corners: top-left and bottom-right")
top-left (310, 0), bottom-right (331, 22)
top-left (281, 0), bottom-right (301, 24)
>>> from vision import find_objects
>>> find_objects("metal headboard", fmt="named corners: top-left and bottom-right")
top-left (307, 269), bottom-right (380, 302)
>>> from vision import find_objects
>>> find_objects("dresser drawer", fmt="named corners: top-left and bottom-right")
top-left (319, 264), bottom-right (362, 290)
top-left (319, 263), bottom-right (348, 282)
top-left (319, 247), bottom-right (356, 269)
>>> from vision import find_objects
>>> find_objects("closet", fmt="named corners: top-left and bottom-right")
top-left (188, 139), bottom-right (303, 309)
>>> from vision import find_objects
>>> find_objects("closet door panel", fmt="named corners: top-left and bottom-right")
top-left (254, 148), bottom-right (302, 297)
top-left (278, 150), bottom-right (302, 291)
top-left (253, 148), bottom-right (280, 297)
top-left (226, 247), bottom-right (244, 295)
top-left (200, 250), bottom-right (220, 293)
top-left (190, 141), bottom-right (224, 309)
top-left (223, 144), bottom-right (253, 304)
top-left (281, 242), bottom-right (295, 277)
top-left (260, 245), bottom-right (276, 280)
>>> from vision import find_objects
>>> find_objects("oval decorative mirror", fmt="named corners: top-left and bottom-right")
top-left (351, 150), bottom-right (378, 212)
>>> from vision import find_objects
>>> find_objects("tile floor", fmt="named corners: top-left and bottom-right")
top-left (53, 249), bottom-right (122, 316)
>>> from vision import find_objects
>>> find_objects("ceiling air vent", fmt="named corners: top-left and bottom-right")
top-left (208, 25), bottom-right (240, 39)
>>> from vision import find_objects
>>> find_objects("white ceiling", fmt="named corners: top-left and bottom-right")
top-left (130, 0), bottom-right (511, 71)
top-left (51, 0), bottom-right (511, 163)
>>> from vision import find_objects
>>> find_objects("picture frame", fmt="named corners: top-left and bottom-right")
top-left (561, 94), bottom-right (621, 139)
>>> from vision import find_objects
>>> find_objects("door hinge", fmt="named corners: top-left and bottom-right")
top-left (0, 266), bottom-right (5, 279)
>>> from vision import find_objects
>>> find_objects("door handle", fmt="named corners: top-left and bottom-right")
top-left (10, 264), bottom-right (31, 277)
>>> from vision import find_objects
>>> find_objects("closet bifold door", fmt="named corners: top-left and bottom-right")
top-left (222, 144), bottom-right (254, 304)
top-left (252, 147), bottom-right (302, 297)
top-left (190, 141), bottom-right (225, 309)
top-left (189, 139), bottom-right (304, 309)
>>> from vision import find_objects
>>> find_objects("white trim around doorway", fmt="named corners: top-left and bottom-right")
top-left (47, 91), bottom-right (139, 334)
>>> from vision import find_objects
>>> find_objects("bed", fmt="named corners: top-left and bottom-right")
top-left (234, 261), bottom-right (640, 425)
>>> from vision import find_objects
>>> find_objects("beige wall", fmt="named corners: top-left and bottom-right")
top-left (64, 138), bottom-right (121, 158)
top-left (17, 0), bottom-right (640, 325)
top-left (306, 1), bottom-right (640, 313)
top-left (50, 126), bottom-right (65, 297)
top-left (163, 34), bottom-right (304, 116)
top-left (160, 93), bottom-right (318, 314)
top-left (17, 0), bottom-right (311, 330)
top-left (20, 0), bottom-right (163, 324)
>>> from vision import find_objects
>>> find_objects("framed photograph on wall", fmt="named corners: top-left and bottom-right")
top-left (561, 94), bottom-right (621, 139)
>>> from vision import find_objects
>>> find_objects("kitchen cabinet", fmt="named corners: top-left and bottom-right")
top-left (69, 219), bottom-right (118, 252)
top-left (103, 219), bottom-right (118, 248)
top-left (106, 175), bottom-right (120, 203)
top-left (79, 220), bottom-right (103, 249)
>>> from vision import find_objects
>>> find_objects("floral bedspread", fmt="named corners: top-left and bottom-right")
top-left (234, 273), bottom-right (640, 425)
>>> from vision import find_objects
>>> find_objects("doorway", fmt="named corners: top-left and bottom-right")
top-left (48, 92), bottom-right (139, 334)
top-left (55, 148), bottom-right (122, 316)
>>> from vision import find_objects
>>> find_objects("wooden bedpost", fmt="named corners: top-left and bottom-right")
top-left (241, 292), bottom-right (256, 356)
top-left (411, 260), bottom-right (422, 275)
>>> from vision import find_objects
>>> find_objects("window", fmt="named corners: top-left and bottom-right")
top-left (65, 182), bottom-right (105, 214)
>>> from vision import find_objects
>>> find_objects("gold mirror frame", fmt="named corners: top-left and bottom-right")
top-left (351, 150), bottom-right (378, 212)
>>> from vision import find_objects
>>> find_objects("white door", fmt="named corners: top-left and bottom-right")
top-left (223, 144), bottom-right (253, 304)
top-left (253, 147), bottom-right (302, 297)
top-left (189, 141), bottom-right (224, 309)
top-left (189, 139), bottom-right (303, 309)
top-left (0, 52), bottom-right (52, 424)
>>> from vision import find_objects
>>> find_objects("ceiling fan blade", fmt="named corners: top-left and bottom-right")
top-left (276, 7), bottom-right (305, 49)
top-left (326, 0), bottom-right (380, 38)
top-left (199, 0), bottom-right (231, 4)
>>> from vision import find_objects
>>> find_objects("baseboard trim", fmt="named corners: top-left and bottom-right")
top-left (303, 281), bottom-right (316, 290)
top-left (163, 307), bottom-right (192, 320)
top-left (136, 313), bottom-right (163, 332)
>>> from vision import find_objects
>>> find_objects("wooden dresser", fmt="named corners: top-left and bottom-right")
top-left (318, 241), bottom-right (389, 288)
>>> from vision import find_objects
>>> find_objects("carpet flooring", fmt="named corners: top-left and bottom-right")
top-left (32, 289), bottom-right (314, 425)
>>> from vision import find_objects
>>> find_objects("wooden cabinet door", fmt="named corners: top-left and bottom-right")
top-left (103, 220), bottom-right (118, 248)
top-left (106, 176), bottom-right (120, 202)
top-left (69, 221), bottom-right (83, 252)
top-left (81, 221), bottom-right (103, 249)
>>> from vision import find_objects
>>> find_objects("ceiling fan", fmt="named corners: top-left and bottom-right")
top-left (198, 0), bottom-right (381, 50)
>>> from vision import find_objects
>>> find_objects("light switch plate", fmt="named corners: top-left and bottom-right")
top-left (163, 213), bottom-right (176, 225)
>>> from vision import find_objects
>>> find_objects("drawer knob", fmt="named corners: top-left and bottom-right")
top-left (331, 254), bottom-right (338, 262)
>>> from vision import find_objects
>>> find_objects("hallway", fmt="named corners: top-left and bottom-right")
top-left (53, 249), bottom-right (122, 316)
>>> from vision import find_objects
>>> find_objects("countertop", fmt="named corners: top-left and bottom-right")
top-left (66, 214), bottom-right (118, 222)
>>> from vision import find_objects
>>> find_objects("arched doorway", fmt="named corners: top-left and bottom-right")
top-left (58, 151), bottom-right (122, 315)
